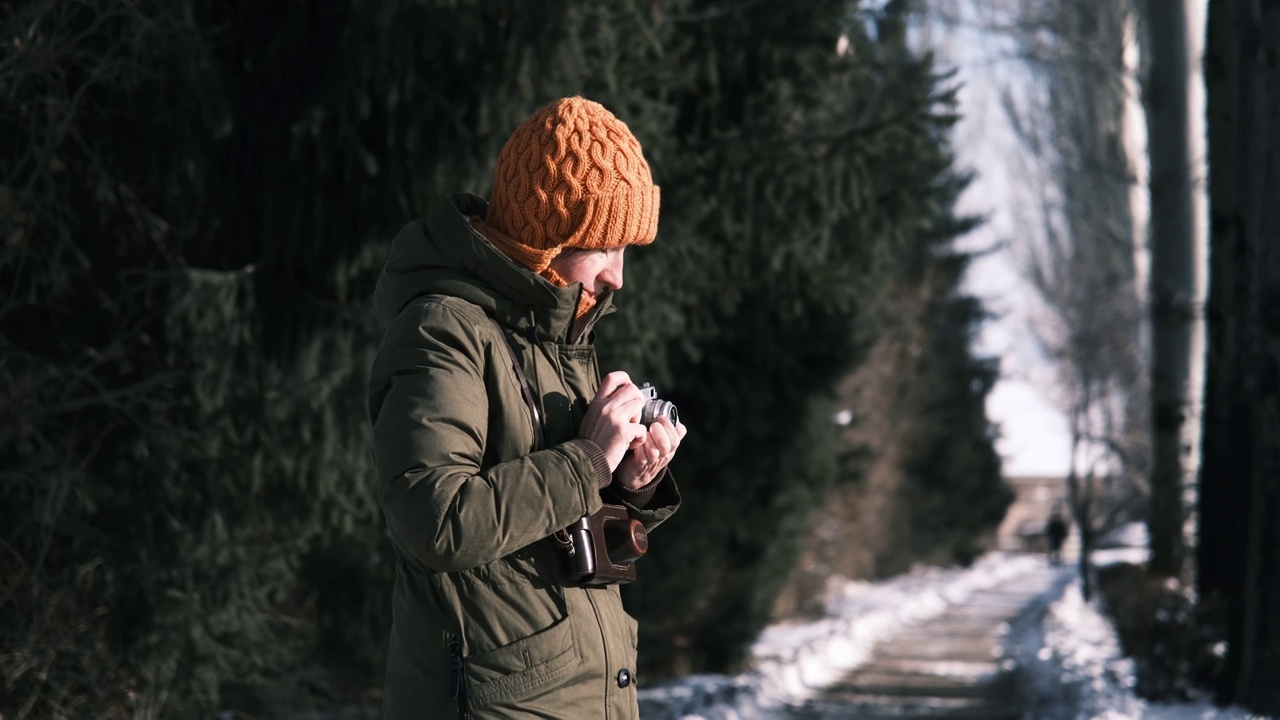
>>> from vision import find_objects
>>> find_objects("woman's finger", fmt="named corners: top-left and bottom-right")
top-left (597, 370), bottom-right (633, 399)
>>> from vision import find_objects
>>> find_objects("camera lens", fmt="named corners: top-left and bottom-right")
top-left (641, 399), bottom-right (678, 426)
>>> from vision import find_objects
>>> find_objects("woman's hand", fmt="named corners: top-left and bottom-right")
top-left (578, 371), bottom-right (649, 471)
top-left (615, 414), bottom-right (687, 491)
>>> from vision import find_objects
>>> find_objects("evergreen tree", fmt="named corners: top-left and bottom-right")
top-left (894, 252), bottom-right (1011, 567)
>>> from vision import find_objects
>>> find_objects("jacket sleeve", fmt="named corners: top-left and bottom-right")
top-left (604, 472), bottom-right (681, 532)
top-left (370, 299), bottom-right (608, 572)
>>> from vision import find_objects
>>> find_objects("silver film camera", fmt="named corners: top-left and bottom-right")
top-left (554, 382), bottom-right (677, 585)
top-left (638, 383), bottom-right (678, 426)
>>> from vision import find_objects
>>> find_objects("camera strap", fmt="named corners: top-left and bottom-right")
top-left (488, 317), bottom-right (546, 452)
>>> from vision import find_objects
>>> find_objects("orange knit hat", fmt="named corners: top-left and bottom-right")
top-left (474, 97), bottom-right (660, 278)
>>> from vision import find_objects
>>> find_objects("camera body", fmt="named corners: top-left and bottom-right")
top-left (561, 504), bottom-right (649, 585)
top-left (638, 383), bottom-right (678, 427)
top-left (555, 382), bottom-right (674, 585)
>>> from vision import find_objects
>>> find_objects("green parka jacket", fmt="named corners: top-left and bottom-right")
top-left (369, 194), bottom-right (681, 719)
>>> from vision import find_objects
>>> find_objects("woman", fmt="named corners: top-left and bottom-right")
top-left (368, 97), bottom-right (686, 719)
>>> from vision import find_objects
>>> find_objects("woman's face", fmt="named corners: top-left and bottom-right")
top-left (547, 247), bottom-right (626, 302)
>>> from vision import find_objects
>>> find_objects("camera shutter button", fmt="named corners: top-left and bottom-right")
top-left (617, 668), bottom-right (632, 688)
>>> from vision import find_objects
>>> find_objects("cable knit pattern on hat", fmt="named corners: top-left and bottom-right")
top-left (474, 97), bottom-right (660, 277)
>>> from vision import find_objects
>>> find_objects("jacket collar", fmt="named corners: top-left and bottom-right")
top-left (373, 194), bottom-right (615, 343)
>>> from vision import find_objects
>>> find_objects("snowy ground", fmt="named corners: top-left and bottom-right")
top-left (638, 544), bottom-right (1268, 720)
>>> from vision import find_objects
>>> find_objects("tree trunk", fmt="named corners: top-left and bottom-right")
top-left (1201, 0), bottom-right (1280, 712)
top-left (1143, 0), bottom-right (1203, 578)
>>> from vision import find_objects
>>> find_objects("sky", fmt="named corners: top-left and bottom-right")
top-left (932, 9), bottom-right (1077, 479)
top-left (937, 0), bottom-right (1210, 481)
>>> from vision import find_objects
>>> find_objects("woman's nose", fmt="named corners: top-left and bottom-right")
top-left (602, 253), bottom-right (625, 290)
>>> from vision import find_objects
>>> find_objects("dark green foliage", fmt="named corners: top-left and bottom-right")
top-left (894, 256), bottom-right (1012, 569)
top-left (1, 0), bottom-right (1007, 714)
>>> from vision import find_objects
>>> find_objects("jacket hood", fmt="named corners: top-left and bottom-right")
top-left (373, 194), bottom-right (615, 340)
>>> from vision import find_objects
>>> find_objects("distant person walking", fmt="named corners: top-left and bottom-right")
top-left (1046, 512), bottom-right (1069, 566)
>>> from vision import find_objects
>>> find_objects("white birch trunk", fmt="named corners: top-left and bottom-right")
top-left (1143, 0), bottom-right (1206, 577)
top-left (1181, 0), bottom-right (1209, 582)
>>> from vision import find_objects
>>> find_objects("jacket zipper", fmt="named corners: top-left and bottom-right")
top-left (524, 307), bottom-right (552, 434)
top-left (573, 291), bottom-right (611, 345)
top-left (448, 636), bottom-right (470, 719)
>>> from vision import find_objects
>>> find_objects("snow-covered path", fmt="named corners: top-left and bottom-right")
top-left (638, 550), bottom-right (1266, 720)
top-left (786, 563), bottom-right (1070, 719)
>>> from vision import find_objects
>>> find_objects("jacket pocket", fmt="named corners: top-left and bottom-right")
top-left (465, 614), bottom-right (579, 707)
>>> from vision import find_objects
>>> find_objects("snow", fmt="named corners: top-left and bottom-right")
top-left (1012, 548), bottom-right (1262, 720)
top-left (637, 548), bottom-right (1267, 720)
